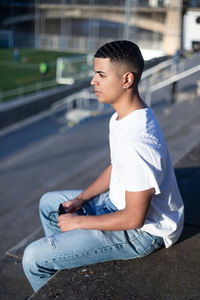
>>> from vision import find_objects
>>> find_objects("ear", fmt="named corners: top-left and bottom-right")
top-left (122, 72), bottom-right (135, 89)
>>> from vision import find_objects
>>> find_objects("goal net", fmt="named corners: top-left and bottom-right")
top-left (56, 54), bottom-right (93, 85)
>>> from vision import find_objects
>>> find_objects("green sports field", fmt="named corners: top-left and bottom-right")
top-left (0, 48), bottom-right (79, 101)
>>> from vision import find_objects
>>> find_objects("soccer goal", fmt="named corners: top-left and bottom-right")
top-left (56, 54), bottom-right (93, 85)
top-left (0, 30), bottom-right (14, 48)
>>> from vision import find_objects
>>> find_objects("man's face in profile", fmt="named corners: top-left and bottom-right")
top-left (91, 58), bottom-right (125, 105)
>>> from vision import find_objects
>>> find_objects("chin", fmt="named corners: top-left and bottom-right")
top-left (97, 97), bottom-right (111, 104)
top-left (97, 97), bottom-right (105, 103)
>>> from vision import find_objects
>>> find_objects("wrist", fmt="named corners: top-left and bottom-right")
top-left (74, 214), bottom-right (82, 229)
top-left (77, 193), bottom-right (89, 203)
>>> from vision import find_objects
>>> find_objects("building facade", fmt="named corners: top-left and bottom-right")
top-left (1, 1), bottom-right (199, 58)
top-left (35, 0), bottom-right (182, 58)
top-left (183, 7), bottom-right (200, 51)
top-left (0, 0), bottom-right (35, 47)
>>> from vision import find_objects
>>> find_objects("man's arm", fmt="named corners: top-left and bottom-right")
top-left (62, 164), bottom-right (112, 213)
top-left (58, 188), bottom-right (154, 231)
top-left (78, 164), bottom-right (112, 201)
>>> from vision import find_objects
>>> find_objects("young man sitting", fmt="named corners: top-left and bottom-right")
top-left (23, 40), bottom-right (184, 292)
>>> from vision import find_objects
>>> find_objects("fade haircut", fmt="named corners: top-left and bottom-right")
top-left (94, 40), bottom-right (144, 85)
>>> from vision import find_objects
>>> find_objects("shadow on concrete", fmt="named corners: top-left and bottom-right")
top-left (175, 166), bottom-right (200, 243)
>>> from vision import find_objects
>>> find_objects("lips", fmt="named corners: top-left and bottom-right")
top-left (95, 90), bottom-right (101, 95)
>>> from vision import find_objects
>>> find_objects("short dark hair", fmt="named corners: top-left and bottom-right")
top-left (94, 40), bottom-right (144, 84)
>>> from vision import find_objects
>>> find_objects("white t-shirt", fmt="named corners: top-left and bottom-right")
top-left (109, 108), bottom-right (184, 248)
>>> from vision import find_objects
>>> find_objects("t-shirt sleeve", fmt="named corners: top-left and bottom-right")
top-left (120, 142), bottom-right (161, 195)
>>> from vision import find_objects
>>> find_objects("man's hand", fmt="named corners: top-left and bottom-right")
top-left (62, 197), bottom-right (84, 213)
top-left (58, 188), bottom-right (154, 232)
top-left (57, 213), bottom-right (79, 232)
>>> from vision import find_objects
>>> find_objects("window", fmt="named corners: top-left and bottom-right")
top-left (196, 16), bottom-right (200, 24)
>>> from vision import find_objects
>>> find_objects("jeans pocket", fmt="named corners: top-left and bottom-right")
top-left (125, 229), bottom-right (159, 258)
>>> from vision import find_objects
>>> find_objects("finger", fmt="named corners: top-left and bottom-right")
top-left (63, 200), bottom-right (74, 207)
top-left (57, 215), bottom-right (64, 223)
top-left (62, 202), bottom-right (70, 208)
top-left (65, 207), bottom-right (74, 213)
top-left (59, 223), bottom-right (64, 231)
top-left (63, 203), bottom-right (73, 211)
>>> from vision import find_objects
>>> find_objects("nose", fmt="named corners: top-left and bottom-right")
top-left (91, 74), bottom-right (97, 86)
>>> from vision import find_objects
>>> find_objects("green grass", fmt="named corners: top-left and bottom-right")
top-left (0, 48), bottom-right (80, 101)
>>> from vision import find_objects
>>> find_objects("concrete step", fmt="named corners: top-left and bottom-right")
top-left (29, 141), bottom-right (200, 300)
top-left (157, 97), bottom-right (200, 141)
top-left (156, 97), bottom-right (200, 165)
top-left (29, 225), bottom-right (200, 300)
top-left (0, 110), bottom-right (112, 257)
top-left (0, 97), bottom-right (200, 300)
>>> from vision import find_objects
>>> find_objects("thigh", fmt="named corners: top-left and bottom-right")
top-left (26, 227), bottom-right (131, 272)
top-left (27, 227), bottom-right (162, 273)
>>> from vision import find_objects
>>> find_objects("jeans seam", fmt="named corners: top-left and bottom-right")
top-left (43, 241), bottom-right (129, 265)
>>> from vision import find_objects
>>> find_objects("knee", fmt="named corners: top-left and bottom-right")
top-left (22, 242), bottom-right (38, 272)
top-left (39, 192), bottom-right (55, 212)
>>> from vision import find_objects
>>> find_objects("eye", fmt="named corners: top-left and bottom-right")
top-left (99, 73), bottom-right (105, 78)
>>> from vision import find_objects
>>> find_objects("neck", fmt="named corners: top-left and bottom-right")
top-left (113, 89), bottom-right (147, 120)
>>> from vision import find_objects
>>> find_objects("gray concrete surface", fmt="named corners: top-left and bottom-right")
top-left (156, 97), bottom-right (200, 165)
top-left (0, 110), bottom-right (112, 258)
top-left (30, 229), bottom-right (200, 300)
top-left (29, 140), bottom-right (200, 300)
top-left (0, 95), bottom-right (200, 300)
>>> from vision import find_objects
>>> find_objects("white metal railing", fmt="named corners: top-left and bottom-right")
top-left (142, 58), bottom-right (174, 79)
top-left (0, 79), bottom-right (57, 102)
top-left (141, 58), bottom-right (187, 85)
top-left (151, 64), bottom-right (200, 92)
top-left (144, 64), bottom-right (200, 106)
top-left (50, 87), bottom-right (105, 128)
top-left (51, 87), bottom-right (103, 114)
top-left (139, 57), bottom-right (187, 98)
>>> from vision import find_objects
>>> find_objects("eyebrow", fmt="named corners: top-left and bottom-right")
top-left (94, 70), bottom-right (107, 75)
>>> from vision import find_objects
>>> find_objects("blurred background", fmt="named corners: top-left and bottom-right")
top-left (0, 0), bottom-right (199, 105)
top-left (0, 2), bottom-right (200, 299)
top-left (1, 0), bottom-right (199, 54)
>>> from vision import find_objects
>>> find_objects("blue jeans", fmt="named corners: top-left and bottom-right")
top-left (22, 190), bottom-right (164, 292)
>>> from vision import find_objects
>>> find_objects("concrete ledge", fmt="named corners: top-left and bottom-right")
top-left (30, 141), bottom-right (200, 300)
top-left (0, 78), bottom-right (91, 129)
top-left (30, 226), bottom-right (200, 300)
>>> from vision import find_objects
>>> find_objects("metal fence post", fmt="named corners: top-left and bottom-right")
top-left (171, 81), bottom-right (177, 104)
